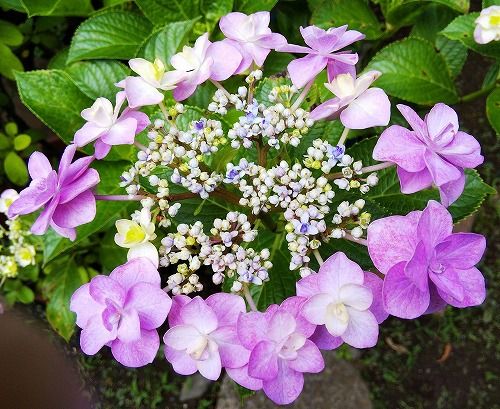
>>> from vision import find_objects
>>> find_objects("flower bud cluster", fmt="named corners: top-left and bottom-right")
top-left (303, 139), bottom-right (346, 173)
top-left (330, 199), bottom-right (371, 239)
top-left (160, 212), bottom-right (271, 295)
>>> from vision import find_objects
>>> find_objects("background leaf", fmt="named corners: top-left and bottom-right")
top-left (20, 0), bottom-right (93, 16)
top-left (233, 0), bottom-right (278, 13)
top-left (67, 11), bottom-right (152, 64)
top-left (365, 37), bottom-right (458, 105)
top-left (0, 43), bottom-right (23, 80)
top-left (0, 19), bottom-right (23, 46)
top-left (486, 87), bottom-right (500, 134)
top-left (4, 151), bottom-right (28, 185)
top-left (135, 0), bottom-right (202, 26)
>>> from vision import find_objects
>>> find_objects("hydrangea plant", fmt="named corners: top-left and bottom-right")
top-left (3, 9), bottom-right (495, 406)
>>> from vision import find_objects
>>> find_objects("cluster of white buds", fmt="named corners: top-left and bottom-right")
top-left (160, 213), bottom-right (271, 294)
top-left (0, 214), bottom-right (37, 280)
top-left (303, 139), bottom-right (347, 173)
top-left (208, 87), bottom-right (248, 114)
top-left (330, 199), bottom-right (372, 239)
top-left (227, 97), bottom-right (314, 149)
top-left (329, 154), bottom-right (380, 194)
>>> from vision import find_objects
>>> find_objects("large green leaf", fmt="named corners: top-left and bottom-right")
top-left (137, 19), bottom-right (197, 64)
top-left (441, 13), bottom-right (500, 59)
top-left (66, 60), bottom-right (130, 101)
top-left (486, 87), bottom-right (500, 135)
top-left (42, 161), bottom-right (136, 264)
top-left (436, 36), bottom-right (468, 78)
top-left (43, 258), bottom-right (88, 341)
top-left (135, 0), bottom-right (202, 26)
top-left (0, 43), bottom-right (23, 80)
top-left (20, 0), bottom-right (93, 16)
top-left (67, 11), bottom-right (152, 64)
top-left (309, 0), bottom-right (383, 40)
top-left (16, 70), bottom-right (92, 144)
top-left (365, 37), bottom-right (458, 105)
top-left (234, 0), bottom-right (278, 13)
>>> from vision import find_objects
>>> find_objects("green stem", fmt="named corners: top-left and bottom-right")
top-left (460, 83), bottom-right (497, 103)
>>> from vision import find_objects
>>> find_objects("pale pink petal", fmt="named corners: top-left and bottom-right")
top-left (180, 296), bottom-right (218, 334)
top-left (429, 267), bottom-right (465, 301)
top-left (205, 293), bottom-right (245, 327)
top-left (164, 324), bottom-right (202, 351)
top-left (287, 54), bottom-right (327, 88)
top-left (279, 296), bottom-right (316, 338)
top-left (30, 196), bottom-right (59, 235)
top-left (168, 295), bottom-right (191, 327)
top-left (121, 109), bottom-right (150, 133)
top-left (438, 131), bottom-right (483, 169)
top-left (93, 139), bottom-right (112, 159)
top-left (296, 273), bottom-right (320, 297)
top-left (310, 325), bottom-right (343, 350)
top-left (397, 104), bottom-right (427, 140)
top-left (127, 242), bottom-right (159, 268)
top-left (80, 314), bottom-right (116, 355)
top-left (327, 60), bottom-right (356, 82)
top-left (404, 241), bottom-right (430, 291)
top-left (207, 41), bottom-right (242, 81)
top-left (89, 275), bottom-right (126, 306)
top-left (124, 76), bottom-right (164, 109)
top-left (342, 308), bottom-right (378, 348)
top-left (116, 308), bottom-right (141, 343)
top-left (109, 258), bottom-right (160, 292)
top-left (172, 82), bottom-right (198, 101)
top-left (439, 171), bottom-right (465, 207)
top-left (51, 190), bottom-right (96, 228)
top-left (397, 167), bottom-right (433, 194)
top-left (373, 126), bottom-right (427, 172)
top-left (164, 346), bottom-right (197, 375)
top-left (268, 311), bottom-right (296, 342)
top-left (125, 282), bottom-right (171, 330)
top-left (340, 88), bottom-right (391, 129)
top-left (211, 326), bottom-right (250, 368)
top-left (383, 262), bottom-right (430, 319)
top-left (309, 97), bottom-right (343, 121)
top-left (333, 30), bottom-right (365, 50)
top-left (70, 283), bottom-right (105, 328)
top-left (59, 168), bottom-right (99, 204)
top-left (302, 293), bottom-right (332, 325)
top-left (363, 272), bottom-right (389, 323)
top-left (318, 252), bottom-right (364, 293)
top-left (339, 284), bottom-right (373, 311)
top-left (424, 150), bottom-right (462, 187)
top-left (111, 329), bottom-right (159, 367)
top-left (28, 152), bottom-right (52, 179)
top-left (248, 340), bottom-right (279, 380)
top-left (288, 339), bottom-right (324, 373)
top-left (237, 311), bottom-right (268, 350)
top-left (435, 233), bottom-right (486, 269)
top-left (50, 222), bottom-right (76, 241)
top-left (196, 345), bottom-right (222, 380)
top-left (435, 267), bottom-right (486, 308)
top-left (367, 211), bottom-right (421, 274)
top-left (425, 103), bottom-right (458, 145)
top-left (417, 200), bottom-right (453, 250)
top-left (325, 309), bottom-right (348, 336)
top-left (262, 360), bottom-right (304, 405)
top-left (8, 172), bottom-right (57, 217)
top-left (74, 122), bottom-right (105, 147)
top-left (226, 365), bottom-right (263, 391)
top-left (100, 117), bottom-right (137, 146)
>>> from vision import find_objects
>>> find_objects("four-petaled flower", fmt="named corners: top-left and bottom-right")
top-left (278, 25), bottom-right (364, 88)
top-left (8, 145), bottom-right (99, 240)
top-left (74, 92), bottom-right (149, 159)
top-left (474, 6), bottom-right (500, 44)
top-left (164, 293), bottom-right (249, 380)
top-left (70, 257), bottom-right (172, 367)
top-left (310, 70), bottom-right (391, 129)
top-left (296, 252), bottom-right (386, 350)
top-left (219, 11), bottom-right (286, 74)
top-left (229, 297), bottom-right (324, 405)
top-left (373, 103), bottom-right (483, 206)
top-left (367, 200), bottom-right (486, 319)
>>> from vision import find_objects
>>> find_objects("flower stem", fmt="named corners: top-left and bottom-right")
top-left (460, 83), bottom-right (497, 103)
top-left (159, 101), bottom-right (169, 121)
top-left (338, 127), bottom-right (350, 146)
top-left (243, 284), bottom-right (258, 312)
top-left (313, 249), bottom-right (324, 265)
top-left (344, 233), bottom-right (368, 246)
top-left (210, 80), bottom-right (231, 99)
top-left (291, 79), bottom-right (314, 111)
top-left (95, 195), bottom-right (146, 201)
top-left (134, 141), bottom-right (147, 151)
top-left (327, 161), bottom-right (394, 180)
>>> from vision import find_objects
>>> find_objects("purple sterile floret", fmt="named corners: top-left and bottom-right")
top-left (367, 200), bottom-right (487, 319)
top-left (228, 297), bottom-right (324, 405)
top-left (7, 144), bottom-right (99, 240)
top-left (373, 103), bottom-right (484, 206)
top-left (164, 293), bottom-right (249, 381)
top-left (70, 258), bottom-right (172, 367)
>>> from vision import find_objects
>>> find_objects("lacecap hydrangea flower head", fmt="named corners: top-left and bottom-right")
top-left (7, 9), bottom-right (490, 406)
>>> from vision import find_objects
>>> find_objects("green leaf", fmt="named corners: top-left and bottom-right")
top-left (365, 37), bottom-right (458, 105)
top-left (42, 161), bottom-right (136, 264)
top-left (137, 19), bottom-right (197, 64)
top-left (0, 133), bottom-right (9, 150)
top-left (13, 133), bottom-right (31, 150)
top-left (44, 258), bottom-right (88, 341)
top-left (201, 0), bottom-right (233, 29)
top-left (0, 0), bottom-right (24, 12)
top-left (4, 151), bottom-right (28, 185)
top-left (16, 285), bottom-right (35, 303)
top-left (15, 70), bottom-right (92, 145)
top-left (251, 230), bottom-right (298, 310)
top-left (48, 48), bottom-right (69, 69)
top-left (482, 61), bottom-right (499, 89)
top-left (18, 264), bottom-right (39, 281)
top-left (0, 43), bottom-right (23, 80)
top-left (234, 0), bottom-right (278, 13)
top-left (66, 60), bottom-right (130, 101)
top-left (262, 52), bottom-right (294, 77)
top-left (0, 20), bottom-right (23, 46)
top-left (5, 121), bottom-right (18, 136)
top-left (410, 5), bottom-right (458, 43)
top-left (486, 87), bottom-right (500, 134)
top-left (441, 13), bottom-right (500, 59)
top-left (67, 11), bottom-right (152, 64)
top-left (436, 36), bottom-right (468, 78)
top-left (309, 0), bottom-right (383, 40)
top-left (483, 0), bottom-right (500, 6)
top-left (99, 230), bottom-right (128, 273)
top-left (135, 0), bottom-right (202, 26)
top-left (20, 0), bottom-right (93, 16)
